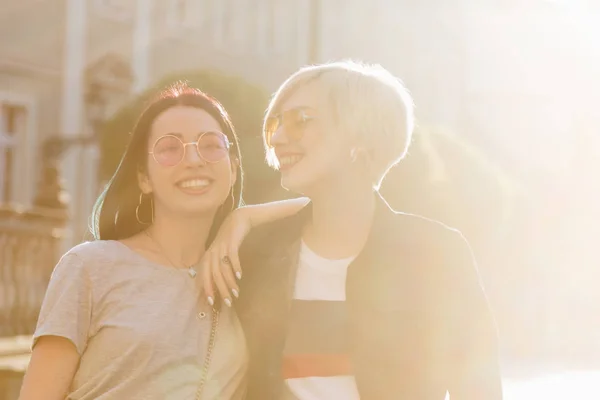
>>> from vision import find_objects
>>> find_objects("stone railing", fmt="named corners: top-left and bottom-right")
top-left (0, 50), bottom-right (131, 399)
top-left (0, 204), bottom-right (67, 337)
top-left (0, 335), bottom-right (31, 399)
top-left (0, 159), bottom-right (68, 399)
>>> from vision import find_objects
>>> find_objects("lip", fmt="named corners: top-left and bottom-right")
top-left (175, 175), bottom-right (214, 195)
top-left (274, 150), bottom-right (303, 159)
top-left (276, 152), bottom-right (304, 171)
top-left (175, 174), bottom-right (214, 184)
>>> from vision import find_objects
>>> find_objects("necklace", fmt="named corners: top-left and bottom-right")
top-left (143, 230), bottom-right (199, 279)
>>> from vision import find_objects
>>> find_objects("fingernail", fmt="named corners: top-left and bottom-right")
top-left (207, 296), bottom-right (214, 306)
top-left (236, 271), bottom-right (242, 280)
top-left (224, 298), bottom-right (232, 307)
top-left (232, 289), bottom-right (239, 298)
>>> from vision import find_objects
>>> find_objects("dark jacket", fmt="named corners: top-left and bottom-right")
top-left (236, 194), bottom-right (503, 399)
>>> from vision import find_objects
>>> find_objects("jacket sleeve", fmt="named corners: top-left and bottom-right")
top-left (445, 229), bottom-right (503, 400)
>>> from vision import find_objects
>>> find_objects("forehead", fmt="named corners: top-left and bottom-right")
top-left (150, 106), bottom-right (222, 138)
top-left (277, 81), bottom-right (326, 113)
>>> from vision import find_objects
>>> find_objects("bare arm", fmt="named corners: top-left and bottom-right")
top-left (21, 252), bottom-right (91, 399)
top-left (242, 197), bottom-right (310, 227)
top-left (201, 197), bottom-right (310, 305)
top-left (19, 336), bottom-right (80, 400)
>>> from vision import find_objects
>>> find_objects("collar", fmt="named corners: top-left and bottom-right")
top-left (276, 191), bottom-right (398, 253)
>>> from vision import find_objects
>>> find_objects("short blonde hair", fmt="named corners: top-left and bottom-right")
top-left (264, 60), bottom-right (414, 190)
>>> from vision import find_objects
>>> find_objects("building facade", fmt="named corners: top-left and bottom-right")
top-left (1, 0), bottom-right (315, 245)
top-left (1, 0), bottom-right (599, 382)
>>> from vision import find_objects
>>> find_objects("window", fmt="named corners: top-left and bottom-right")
top-left (0, 94), bottom-right (36, 206)
top-left (0, 104), bottom-right (26, 203)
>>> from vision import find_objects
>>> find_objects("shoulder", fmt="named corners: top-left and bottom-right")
top-left (381, 211), bottom-right (489, 319)
top-left (57, 240), bottom-right (129, 277)
top-left (387, 210), bottom-right (471, 255)
top-left (381, 210), bottom-right (479, 291)
top-left (66, 239), bottom-right (123, 261)
top-left (372, 193), bottom-right (469, 255)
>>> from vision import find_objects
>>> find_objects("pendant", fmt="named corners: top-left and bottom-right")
top-left (188, 266), bottom-right (197, 278)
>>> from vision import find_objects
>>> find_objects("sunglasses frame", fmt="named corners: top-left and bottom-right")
top-left (148, 131), bottom-right (231, 167)
top-left (265, 107), bottom-right (316, 148)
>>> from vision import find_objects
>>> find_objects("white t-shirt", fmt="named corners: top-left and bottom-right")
top-left (282, 241), bottom-right (360, 400)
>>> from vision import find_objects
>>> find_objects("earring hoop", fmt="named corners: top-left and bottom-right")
top-left (229, 190), bottom-right (236, 212)
top-left (227, 167), bottom-right (236, 212)
top-left (136, 192), bottom-right (154, 225)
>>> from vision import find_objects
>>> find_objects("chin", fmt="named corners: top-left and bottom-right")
top-left (280, 171), bottom-right (317, 196)
top-left (177, 206), bottom-right (217, 218)
top-left (177, 198), bottom-right (224, 217)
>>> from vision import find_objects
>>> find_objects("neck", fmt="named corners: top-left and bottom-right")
top-left (304, 178), bottom-right (376, 259)
top-left (146, 210), bottom-right (215, 267)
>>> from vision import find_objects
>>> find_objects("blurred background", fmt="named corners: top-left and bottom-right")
top-left (0, 0), bottom-right (598, 398)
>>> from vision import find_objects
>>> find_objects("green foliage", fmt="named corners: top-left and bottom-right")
top-left (98, 70), bottom-right (281, 204)
top-left (381, 125), bottom-right (518, 249)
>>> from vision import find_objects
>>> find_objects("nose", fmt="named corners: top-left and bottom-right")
top-left (270, 125), bottom-right (289, 147)
top-left (183, 142), bottom-right (205, 166)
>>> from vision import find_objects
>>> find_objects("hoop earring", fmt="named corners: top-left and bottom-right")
top-left (229, 190), bottom-right (236, 212)
top-left (136, 192), bottom-right (154, 225)
top-left (227, 168), bottom-right (236, 212)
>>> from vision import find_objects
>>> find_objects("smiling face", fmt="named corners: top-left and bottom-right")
top-left (268, 82), bottom-right (356, 196)
top-left (138, 105), bottom-right (237, 218)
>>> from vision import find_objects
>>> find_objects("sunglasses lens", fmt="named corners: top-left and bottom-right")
top-left (265, 116), bottom-right (280, 147)
top-left (198, 132), bottom-right (230, 163)
top-left (285, 109), bottom-right (309, 141)
top-left (265, 109), bottom-right (312, 147)
top-left (153, 136), bottom-right (183, 166)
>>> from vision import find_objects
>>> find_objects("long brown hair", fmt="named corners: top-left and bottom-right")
top-left (90, 82), bottom-right (243, 248)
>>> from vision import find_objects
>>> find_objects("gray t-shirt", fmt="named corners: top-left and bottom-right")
top-left (33, 240), bottom-right (247, 400)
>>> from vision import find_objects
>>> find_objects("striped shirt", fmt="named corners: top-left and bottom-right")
top-left (282, 242), bottom-right (359, 400)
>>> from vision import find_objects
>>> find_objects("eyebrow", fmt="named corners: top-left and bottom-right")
top-left (162, 132), bottom-right (184, 138)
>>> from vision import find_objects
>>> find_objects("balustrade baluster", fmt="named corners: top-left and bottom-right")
top-left (0, 206), bottom-right (67, 337)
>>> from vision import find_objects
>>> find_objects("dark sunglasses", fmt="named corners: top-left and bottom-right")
top-left (264, 107), bottom-right (316, 148)
top-left (148, 131), bottom-right (231, 167)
